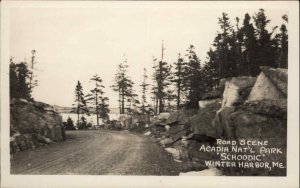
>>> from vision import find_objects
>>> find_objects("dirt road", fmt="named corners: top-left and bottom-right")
top-left (11, 130), bottom-right (184, 175)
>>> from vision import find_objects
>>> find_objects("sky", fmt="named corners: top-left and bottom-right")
top-left (9, 3), bottom-right (288, 108)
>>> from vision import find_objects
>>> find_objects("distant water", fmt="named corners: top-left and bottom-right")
top-left (60, 113), bottom-right (119, 125)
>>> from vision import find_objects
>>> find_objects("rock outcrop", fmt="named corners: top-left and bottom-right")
top-left (138, 67), bottom-right (287, 176)
top-left (248, 67), bottom-right (287, 101)
top-left (10, 98), bottom-right (65, 153)
top-left (214, 67), bottom-right (287, 176)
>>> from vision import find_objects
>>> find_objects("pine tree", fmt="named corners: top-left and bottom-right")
top-left (111, 56), bottom-right (134, 114)
top-left (71, 81), bottom-right (88, 127)
top-left (10, 58), bottom-right (20, 99)
top-left (86, 74), bottom-right (105, 127)
top-left (278, 15), bottom-right (288, 68)
top-left (98, 97), bottom-right (110, 122)
top-left (152, 41), bottom-right (171, 113)
top-left (253, 9), bottom-right (277, 74)
top-left (10, 57), bottom-right (33, 100)
top-left (184, 45), bottom-right (203, 109)
top-left (140, 68), bottom-right (150, 114)
top-left (241, 13), bottom-right (258, 76)
top-left (171, 53), bottom-right (187, 109)
top-left (64, 117), bottom-right (76, 130)
top-left (28, 50), bottom-right (38, 94)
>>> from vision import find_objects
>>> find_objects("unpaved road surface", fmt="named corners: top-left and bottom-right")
top-left (11, 130), bottom-right (184, 175)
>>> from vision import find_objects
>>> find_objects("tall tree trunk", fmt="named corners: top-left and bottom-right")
top-left (121, 88), bottom-right (125, 114)
top-left (177, 79), bottom-right (181, 109)
top-left (95, 91), bottom-right (99, 127)
top-left (77, 96), bottom-right (80, 128)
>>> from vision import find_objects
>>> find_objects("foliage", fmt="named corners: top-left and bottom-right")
top-left (111, 57), bottom-right (135, 114)
top-left (86, 74), bottom-right (110, 125)
top-left (63, 117), bottom-right (76, 130)
top-left (9, 50), bottom-right (38, 100)
top-left (71, 81), bottom-right (89, 126)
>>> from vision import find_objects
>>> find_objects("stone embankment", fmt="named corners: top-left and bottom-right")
top-left (10, 99), bottom-right (65, 153)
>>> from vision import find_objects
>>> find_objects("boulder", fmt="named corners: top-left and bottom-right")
top-left (173, 139), bottom-right (218, 162)
top-left (35, 135), bottom-right (52, 144)
top-left (10, 98), bottom-right (64, 153)
top-left (165, 148), bottom-right (180, 160)
top-left (159, 137), bottom-right (174, 147)
top-left (198, 98), bottom-right (221, 109)
top-left (212, 107), bottom-right (236, 139)
top-left (222, 77), bottom-right (256, 107)
top-left (241, 99), bottom-right (287, 119)
top-left (201, 89), bottom-right (222, 100)
top-left (248, 68), bottom-right (287, 101)
top-left (260, 66), bottom-right (287, 96)
top-left (157, 112), bottom-right (171, 121)
top-left (166, 110), bottom-right (190, 125)
top-left (190, 100), bottom-right (222, 138)
top-left (168, 124), bottom-right (190, 141)
top-left (224, 109), bottom-right (287, 176)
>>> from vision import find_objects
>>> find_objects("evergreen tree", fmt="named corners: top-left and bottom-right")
top-left (111, 57), bottom-right (134, 114)
top-left (184, 45), bottom-right (203, 109)
top-left (71, 81), bottom-right (89, 127)
top-left (253, 9), bottom-right (277, 74)
top-left (10, 58), bottom-right (20, 99)
top-left (78, 116), bottom-right (88, 130)
top-left (86, 74), bottom-right (105, 126)
top-left (98, 97), bottom-right (110, 122)
top-left (241, 13), bottom-right (258, 76)
top-left (9, 57), bottom-right (33, 100)
top-left (278, 15), bottom-right (288, 68)
top-left (140, 68), bottom-right (150, 114)
top-left (28, 50), bottom-right (38, 94)
top-left (64, 117), bottom-right (76, 130)
top-left (171, 53), bottom-right (187, 109)
top-left (152, 42), bottom-right (172, 113)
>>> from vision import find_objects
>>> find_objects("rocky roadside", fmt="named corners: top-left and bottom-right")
top-left (128, 66), bottom-right (287, 176)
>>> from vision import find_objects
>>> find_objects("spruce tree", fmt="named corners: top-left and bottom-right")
top-left (171, 53), bottom-right (187, 109)
top-left (184, 45), bottom-right (203, 109)
top-left (253, 9), bottom-right (277, 74)
top-left (140, 68), bottom-right (150, 114)
top-left (71, 81), bottom-right (88, 127)
top-left (152, 42), bottom-right (171, 113)
top-left (86, 74), bottom-right (106, 126)
top-left (111, 57), bottom-right (134, 114)
top-left (278, 15), bottom-right (288, 68)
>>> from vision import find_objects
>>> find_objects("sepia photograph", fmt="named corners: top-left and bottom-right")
top-left (1, 1), bottom-right (299, 188)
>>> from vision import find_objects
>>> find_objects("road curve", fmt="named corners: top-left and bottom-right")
top-left (11, 130), bottom-right (181, 175)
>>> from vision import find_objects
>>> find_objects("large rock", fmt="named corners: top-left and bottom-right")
top-left (168, 124), bottom-right (190, 141)
top-left (166, 110), bottom-right (190, 125)
top-left (159, 137), bottom-right (174, 147)
top-left (173, 139), bottom-right (218, 162)
top-left (260, 66), bottom-right (287, 96)
top-left (224, 109), bottom-right (287, 176)
top-left (10, 98), bottom-right (64, 153)
top-left (157, 112), bottom-right (171, 121)
top-left (190, 99), bottom-right (222, 138)
top-left (248, 67), bottom-right (287, 101)
top-left (212, 107), bottom-right (236, 138)
top-left (201, 89), bottom-right (222, 100)
top-left (241, 99), bottom-right (287, 119)
top-left (198, 98), bottom-right (221, 109)
top-left (222, 77), bottom-right (256, 107)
